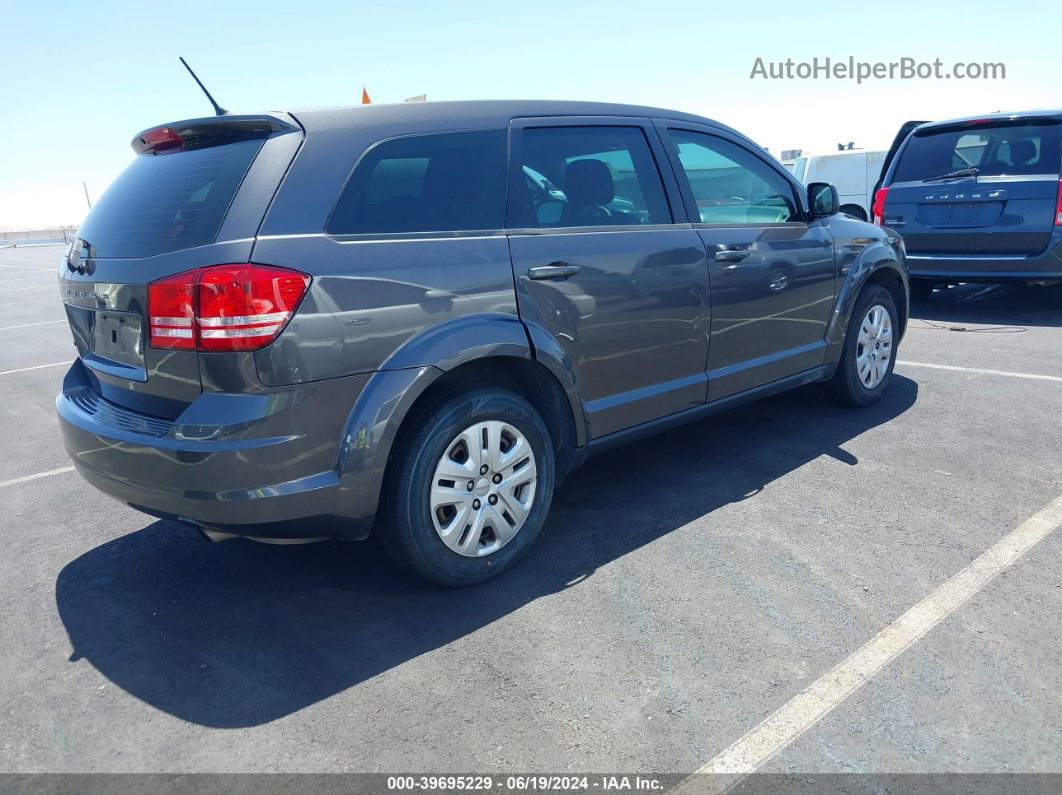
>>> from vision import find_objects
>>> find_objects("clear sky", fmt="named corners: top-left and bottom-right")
top-left (1, 0), bottom-right (1058, 228)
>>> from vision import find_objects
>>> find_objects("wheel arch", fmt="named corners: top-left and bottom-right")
top-left (825, 243), bottom-right (908, 366)
top-left (333, 314), bottom-right (588, 538)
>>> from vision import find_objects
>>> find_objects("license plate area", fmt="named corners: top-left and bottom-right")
top-left (85, 310), bottom-right (147, 381)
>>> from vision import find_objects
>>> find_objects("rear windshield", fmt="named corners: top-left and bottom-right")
top-left (892, 121), bottom-right (1061, 183)
top-left (77, 138), bottom-right (264, 259)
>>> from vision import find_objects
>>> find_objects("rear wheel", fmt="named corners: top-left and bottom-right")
top-left (839, 204), bottom-right (867, 221)
top-left (381, 388), bottom-right (555, 586)
top-left (830, 284), bottom-right (898, 406)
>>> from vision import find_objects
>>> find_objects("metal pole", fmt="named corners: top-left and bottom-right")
top-left (83, 181), bottom-right (92, 210)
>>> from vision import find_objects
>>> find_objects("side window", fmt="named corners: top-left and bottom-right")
top-left (667, 130), bottom-right (799, 225)
top-left (509, 126), bottom-right (671, 228)
top-left (327, 130), bottom-right (507, 235)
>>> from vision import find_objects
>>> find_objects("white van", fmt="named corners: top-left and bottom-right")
top-left (791, 150), bottom-right (886, 221)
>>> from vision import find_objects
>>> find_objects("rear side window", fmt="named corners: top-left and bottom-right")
top-left (892, 122), bottom-right (1062, 182)
top-left (327, 130), bottom-right (507, 235)
top-left (509, 126), bottom-right (671, 228)
top-left (77, 138), bottom-right (265, 259)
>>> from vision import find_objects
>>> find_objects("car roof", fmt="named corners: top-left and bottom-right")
top-left (914, 108), bottom-right (1062, 134)
top-left (285, 99), bottom-right (737, 134)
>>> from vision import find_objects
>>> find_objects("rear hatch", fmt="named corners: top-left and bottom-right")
top-left (60, 115), bottom-right (301, 418)
top-left (881, 117), bottom-right (1061, 255)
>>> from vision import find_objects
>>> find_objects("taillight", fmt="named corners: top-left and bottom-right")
top-left (148, 264), bottom-right (310, 352)
top-left (148, 270), bottom-right (196, 349)
top-left (1054, 180), bottom-right (1062, 226)
top-left (872, 187), bottom-right (890, 225)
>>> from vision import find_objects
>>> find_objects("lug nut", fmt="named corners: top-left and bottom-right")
top-left (472, 499), bottom-right (481, 510)
top-left (488, 494), bottom-right (498, 505)
top-left (480, 465), bottom-right (489, 475)
top-left (467, 481), bottom-right (474, 491)
top-left (492, 473), bottom-right (502, 484)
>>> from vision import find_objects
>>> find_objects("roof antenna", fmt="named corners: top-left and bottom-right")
top-left (179, 57), bottom-right (228, 116)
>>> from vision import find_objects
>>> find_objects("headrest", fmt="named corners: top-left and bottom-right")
top-left (564, 159), bottom-right (615, 208)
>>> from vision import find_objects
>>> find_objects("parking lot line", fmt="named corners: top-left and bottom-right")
top-left (8, 284), bottom-right (58, 292)
top-left (0, 466), bottom-right (74, 490)
top-left (5, 275), bottom-right (56, 284)
top-left (0, 320), bottom-right (67, 331)
top-left (0, 262), bottom-right (56, 271)
top-left (0, 297), bottom-right (59, 307)
top-left (0, 361), bottom-right (69, 377)
top-left (688, 492), bottom-right (1062, 790)
top-left (897, 360), bottom-right (1062, 383)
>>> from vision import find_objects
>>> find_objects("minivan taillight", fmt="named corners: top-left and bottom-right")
top-left (148, 265), bottom-right (310, 352)
top-left (872, 187), bottom-right (889, 225)
top-left (1054, 180), bottom-right (1062, 226)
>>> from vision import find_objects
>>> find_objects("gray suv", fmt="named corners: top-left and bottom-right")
top-left (57, 101), bottom-right (908, 586)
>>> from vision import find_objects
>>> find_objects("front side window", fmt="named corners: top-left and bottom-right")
top-left (327, 130), bottom-right (507, 235)
top-left (509, 126), bottom-right (671, 228)
top-left (667, 130), bottom-right (799, 225)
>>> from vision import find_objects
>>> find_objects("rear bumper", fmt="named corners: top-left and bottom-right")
top-left (57, 360), bottom-right (374, 539)
top-left (906, 234), bottom-right (1062, 282)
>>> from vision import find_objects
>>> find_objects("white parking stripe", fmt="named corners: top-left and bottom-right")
top-left (0, 263), bottom-right (55, 271)
top-left (8, 284), bottom-right (57, 292)
top-left (0, 297), bottom-right (59, 307)
top-left (0, 320), bottom-right (67, 331)
top-left (898, 360), bottom-right (1062, 383)
top-left (0, 466), bottom-right (74, 489)
top-left (0, 361), bottom-right (69, 376)
top-left (5, 275), bottom-right (55, 284)
top-left (685, 493), bottom-right (1062, 793)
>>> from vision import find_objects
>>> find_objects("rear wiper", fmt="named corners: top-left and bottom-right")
top-left (923, 167), bottom-right (979, 182)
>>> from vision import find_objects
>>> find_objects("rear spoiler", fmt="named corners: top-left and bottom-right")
top-left (131, 114), bottom-right (298, 154)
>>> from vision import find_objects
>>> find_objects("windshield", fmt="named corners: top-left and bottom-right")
top-left (892, 121), bottom-right (1061, 183)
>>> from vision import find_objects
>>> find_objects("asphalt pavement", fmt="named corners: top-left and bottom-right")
top-left (1, 245), bottom-right (1059, 786)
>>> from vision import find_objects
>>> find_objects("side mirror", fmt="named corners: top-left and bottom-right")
top-left (807, 182), bottom-right (839, 218)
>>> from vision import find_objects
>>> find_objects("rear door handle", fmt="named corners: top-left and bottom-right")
top-left (528, 262), bottom-right (581, 281)
top-left (714, 249), bottom-right (750, 263)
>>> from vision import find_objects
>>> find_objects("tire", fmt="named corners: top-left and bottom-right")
top-left (829, 284), bottom-right (898, 407)
top-left (380, 387), bottom-right (556, 587)
top-left (839, 204), bottom-right (867, 221)
top-left (909, 279), bottom-right (935, 300)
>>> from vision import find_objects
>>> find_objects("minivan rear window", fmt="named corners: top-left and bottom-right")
top-left (76, 138), bottom-right (265, 259)
top-left (892, 121), bottom-right (1061, 183)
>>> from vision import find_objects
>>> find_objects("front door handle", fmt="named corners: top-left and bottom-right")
top-left (714, 249), bottom-right (750, 263)
top-left (528, 262), bottom-right (581, 281)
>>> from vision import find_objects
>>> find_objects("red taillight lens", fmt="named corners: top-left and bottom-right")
top-left (1054, 180), bottom-right (1062, 226)
top-left (872, 187), bottom-right (890, 225)
top-left (148, 265), bottom-right (310, 352)
top-left (197, 265), bottom-right (310, 351)
top-left (148, 270), bottom-right (197, 349)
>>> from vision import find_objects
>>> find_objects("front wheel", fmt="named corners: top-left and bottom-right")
top-left (829, 284), bottom-right (898, 406)
top-left (380, 388), bottom-right (556, 586)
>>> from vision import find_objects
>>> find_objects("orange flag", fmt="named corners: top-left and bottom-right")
top-left (361, 86), bottom-right (371, 105)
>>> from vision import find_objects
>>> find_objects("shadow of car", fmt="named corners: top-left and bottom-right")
top-left (56, 377), bottom-right (917, 728)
